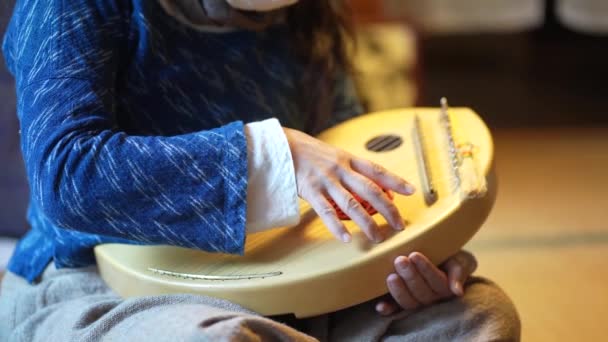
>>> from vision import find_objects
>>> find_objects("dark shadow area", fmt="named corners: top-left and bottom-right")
top-left (0, 0), bottom-right (28, 238)
top-left (418, 1), bottom-right (608, 129)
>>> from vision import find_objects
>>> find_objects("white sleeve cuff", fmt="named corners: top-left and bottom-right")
top-left (244, 118), bottom-right (300, 233)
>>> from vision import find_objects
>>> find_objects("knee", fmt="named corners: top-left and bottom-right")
top-left (459, 276), bottom-right (521, 341)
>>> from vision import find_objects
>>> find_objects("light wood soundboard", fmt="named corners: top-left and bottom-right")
top-left (95, 104), bottom-right (495, 318)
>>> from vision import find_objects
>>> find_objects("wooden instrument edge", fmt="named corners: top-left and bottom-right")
top-left (95, 172), bottom-right (496, 318)
top-left (95, 107), bottom-right (496, 317)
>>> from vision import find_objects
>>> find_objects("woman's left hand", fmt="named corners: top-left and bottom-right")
top-left (375, 250), bottom-right (478, 316)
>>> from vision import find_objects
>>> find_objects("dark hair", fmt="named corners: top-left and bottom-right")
top-left (286, 1), bottom-right (354, 133)
top-left (192, 0), bottom-right (355, 132)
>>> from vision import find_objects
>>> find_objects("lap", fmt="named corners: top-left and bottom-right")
top-left (0, 265), bottom-right (313, 342)
top-left (294, 277), bottom-right (518, 342)
top-left (0, 265), bottom-right (519, 342)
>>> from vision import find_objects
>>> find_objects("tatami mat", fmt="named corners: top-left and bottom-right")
top-left (466, 128), bottom-right (608, 341)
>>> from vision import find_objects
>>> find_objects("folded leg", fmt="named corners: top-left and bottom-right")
top-left (0, 265), bottom-right (316, 342)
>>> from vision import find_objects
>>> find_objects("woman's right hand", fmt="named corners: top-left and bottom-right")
top-left (283, 127), bottom-right (416, 243)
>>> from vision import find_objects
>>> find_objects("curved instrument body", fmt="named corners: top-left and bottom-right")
top-left (95, 107), bottom-right (496, 318)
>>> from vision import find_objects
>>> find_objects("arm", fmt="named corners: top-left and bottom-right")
top-left (243, 69), bottom-right (365, 233)
top-left (243, 69), bottom-right (364, 233)
top-left (5, 0), bottom-right (250, 253)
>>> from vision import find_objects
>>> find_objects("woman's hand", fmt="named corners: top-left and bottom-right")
top-left (283, 127), bottom-right (416, 243)
top-left (376, 250), bottom-right (478, 315)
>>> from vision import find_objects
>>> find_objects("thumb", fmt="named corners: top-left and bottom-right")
top-left (444, 251), bottom-right (477, 296)
top-left (446, 259), bottom-right (465, 296)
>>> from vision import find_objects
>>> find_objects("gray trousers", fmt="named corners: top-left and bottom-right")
top-left (0, 264), bottom-right (520, 341)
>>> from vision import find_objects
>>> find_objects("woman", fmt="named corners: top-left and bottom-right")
top-left (0, 0), bottom-right (520, 340)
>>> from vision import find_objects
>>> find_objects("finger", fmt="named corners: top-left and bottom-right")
top-left (325, 181), bottom-right (382, 243)
top-left (341, 172), bottom-right (405, 231)
top-left (386, 273), bottom-right (420, 311)
top-left (375, 298), bottom-right (400, 316)
top-left (307, 193), bottom-right (352, 243)
top-left (442, 251), bottom-right (478, 296)
top-left (394, 256), bottom-right (438, 305)
top-left (350, 158), bottom-right (416, 196)
top-left (409, 252), bottom-right (452, 298)
top-left (444, 259), bottom-right (465, 296)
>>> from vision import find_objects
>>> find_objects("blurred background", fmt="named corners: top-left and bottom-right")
top-left (1, 0), bottom-right (606, 340)
top-left (346, 1), bottom-right (608, 341)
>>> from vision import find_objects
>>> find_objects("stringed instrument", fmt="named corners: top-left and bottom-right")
top-left (95, 100), bottom-right (496, 318)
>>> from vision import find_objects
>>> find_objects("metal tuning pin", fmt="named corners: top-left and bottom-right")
top-left (413, 115), bottom-right (438, 206)
top-left (440, 97), bottom-right (487, 198)
top-left (439, 97), bottom-right (462, 193)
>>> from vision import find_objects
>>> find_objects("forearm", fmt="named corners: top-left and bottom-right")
top-left (20, 78), bottom-right (248, 254)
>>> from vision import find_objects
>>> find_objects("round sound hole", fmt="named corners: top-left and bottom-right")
top-left (365, 134), bottom-right (403, 152)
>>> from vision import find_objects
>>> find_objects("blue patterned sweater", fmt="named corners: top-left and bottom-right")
top-left (2, 0), bottom-right (361, 282)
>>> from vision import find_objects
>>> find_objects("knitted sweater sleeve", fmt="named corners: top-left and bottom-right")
top-left (3, 0), bottom-right (249, 254)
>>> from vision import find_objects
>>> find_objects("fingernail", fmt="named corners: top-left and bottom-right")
top-left (394, 220), bottom-right (405, 231)
top-left (387, 273), bottom-right (399, 282)
top-left (409, 253), bottom-right (422, 265)
top-left (403, 184), bottom-right (416, 195)
top-left (395, 256), bottom-right (409, 268)
top-left (372, 231), bottom-right (384, 243)
top-left (453, 281), bottom-right (464, 296)
top-left (375, 302), bottom-right (385, 313)
top-left (342, 233), bottom-right (352, 243)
